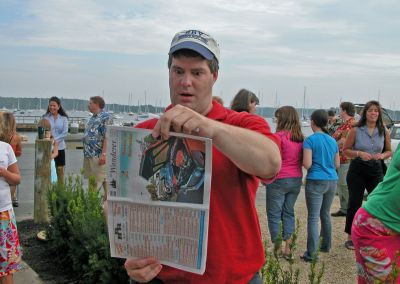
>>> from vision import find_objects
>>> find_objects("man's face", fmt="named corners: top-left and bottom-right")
top-left (169, 55), bottom-right (218, 115)
top-left (88, 100), bottom-right (100, 114)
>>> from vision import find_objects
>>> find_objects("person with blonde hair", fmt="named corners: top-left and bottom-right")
top-left (266, 106), bottom-right (304, 259)
top-left (0, 112), bottom-right (22, 207)
top-left (0, 112), bottom-right (22, 283)
top-left (230, 88), bottom-right (259, 114)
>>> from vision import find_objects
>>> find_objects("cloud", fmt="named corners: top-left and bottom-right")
top-left (0, 0), bottom-right (399, 107)
top-left (0, 0), bottom-right (368, 54)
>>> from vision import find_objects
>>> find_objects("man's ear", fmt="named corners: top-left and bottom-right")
top-left (212, 71), bottom-right (218, 83)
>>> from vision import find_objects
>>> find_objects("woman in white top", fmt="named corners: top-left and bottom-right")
top-left (0, 113), bottom-right (22, 283)
top-left (43, 96), bottom-right (68, 185)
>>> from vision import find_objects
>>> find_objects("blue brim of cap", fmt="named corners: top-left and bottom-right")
top-left (169, 41), bottom-right (214, 60)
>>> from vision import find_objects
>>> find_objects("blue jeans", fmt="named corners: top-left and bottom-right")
top-left (303, 179), bottom-right (336, 260)
top-left (266, 177), bottom-right (302, 242)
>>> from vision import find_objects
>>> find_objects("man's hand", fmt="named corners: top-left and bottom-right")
top-left (151, 104), bottom-right (280, 179)
top-left (99, 154), bottom-right (106, 165)
top-left (124, 257), bottom-right (162, 283)
top-left (152, 105), bottom-right (216, 140)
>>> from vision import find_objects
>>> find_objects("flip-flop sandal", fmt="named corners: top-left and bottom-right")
top-left (344, 240), bottom-right (355, 250)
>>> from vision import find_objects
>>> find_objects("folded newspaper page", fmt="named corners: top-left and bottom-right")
top-left (106, 126), bottom-right (212, 274)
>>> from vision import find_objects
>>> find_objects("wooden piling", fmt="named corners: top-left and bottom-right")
top-left (34, 138), bottom-right (51, 223)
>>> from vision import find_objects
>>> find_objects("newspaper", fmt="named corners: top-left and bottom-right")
top-left (106, 126), bottom-right (212, 274)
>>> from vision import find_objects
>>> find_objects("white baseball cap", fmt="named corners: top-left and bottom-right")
top-left (169, 29), bottom-right (220, 62)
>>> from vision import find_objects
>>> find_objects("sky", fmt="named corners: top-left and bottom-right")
top-left (0, 0), bottom-right (399, 109)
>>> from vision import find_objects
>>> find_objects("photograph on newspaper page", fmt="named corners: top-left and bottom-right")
top-left (106, 126), bottom-right (212, 274)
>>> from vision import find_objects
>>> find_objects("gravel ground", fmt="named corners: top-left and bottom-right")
top-left (256, 186), bottom-right (357, 284)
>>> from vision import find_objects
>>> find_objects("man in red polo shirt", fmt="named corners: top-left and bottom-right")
top-left (124, 29), bottom-right (281, 284)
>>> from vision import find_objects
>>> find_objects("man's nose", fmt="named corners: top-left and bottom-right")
top-left (180, 74), bottom-right (193, 87)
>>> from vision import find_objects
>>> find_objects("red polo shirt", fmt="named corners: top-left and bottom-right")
top-left (136, 101), bottom-right (280, 284)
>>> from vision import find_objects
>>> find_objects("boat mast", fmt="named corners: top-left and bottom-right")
top-left (302, 86), bottom-right (307, 120)
top-left (144, 90), bottom-right (148, 113)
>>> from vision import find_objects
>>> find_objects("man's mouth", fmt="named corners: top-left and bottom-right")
top-left (180, 93), bottom-right (193, 97)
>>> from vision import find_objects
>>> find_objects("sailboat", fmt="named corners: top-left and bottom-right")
top-left (301, 86), bottom-right (310, 127)
top-left (13, 98), bottom-right (20, 113)
top-left (137, 91), bottom-right (149, 120)
top-left (127, 92), bottom-right (134, 116)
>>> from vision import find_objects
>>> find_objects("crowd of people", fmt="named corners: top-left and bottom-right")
top-left (0, 95), bottom-right (111, 283)
top-left (1, 29), bottom-right (399, 283)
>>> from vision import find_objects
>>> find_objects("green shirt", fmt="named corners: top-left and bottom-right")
top-left (363, 147), bottom-right (400, 233)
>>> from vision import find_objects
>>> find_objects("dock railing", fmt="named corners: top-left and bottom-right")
top-left (15, 115), bottom-right (88, 132)
top-left (15, 115), bottom-right (88, 124)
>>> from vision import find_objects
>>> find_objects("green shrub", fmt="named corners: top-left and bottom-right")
top-left (261, 219), bottom-right (325, 284)
top-left (261, 221), bottom-right (300, 284)
top-left (308, 238), bottom-right (325, 284)
top-left (46, 175), bottom-right (128, 283)
top-left (47, 177), bottom-right (76, 264)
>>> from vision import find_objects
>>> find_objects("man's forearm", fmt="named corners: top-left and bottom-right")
top-left (212, 122), bottom-right (281, 179)
top-left (101, 138), bottom-right (107, 155)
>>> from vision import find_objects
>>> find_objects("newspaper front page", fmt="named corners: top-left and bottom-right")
top-left (106, 126), bottom-right (212, 274)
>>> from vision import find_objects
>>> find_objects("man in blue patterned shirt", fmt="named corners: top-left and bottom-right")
top-left (83, 96), bottom-right (112, 195)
